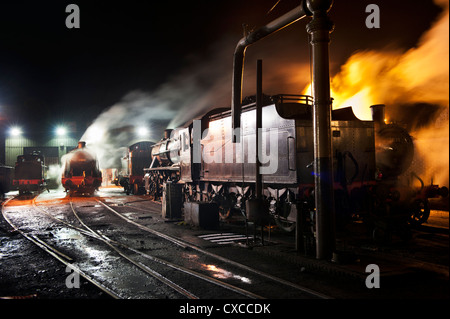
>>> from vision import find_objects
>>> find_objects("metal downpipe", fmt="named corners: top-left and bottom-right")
top-left (306, 0), bottom-right (336, 260)
top-left (231, 2), bottom-right (311, 139)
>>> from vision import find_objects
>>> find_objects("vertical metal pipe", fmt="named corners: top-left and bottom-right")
top-left (306, 0), bottom-right (335, 260)
top-left (370, 104), bottom-right (385, 132)
top-left (295, 207), bottom-right (302, 252)
top-left (256, 60), bottom-right (264, 245)
top-left (256, 59), bottom-right (263, 201)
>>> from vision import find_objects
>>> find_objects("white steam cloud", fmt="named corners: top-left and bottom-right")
top-left (81, 38), bottom-right (236, 169)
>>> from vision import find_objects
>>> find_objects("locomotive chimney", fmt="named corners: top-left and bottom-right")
top-left (370, 104), bottom-right (386, 131)
top-left (163, 129), bottom-right (172, 139)
top-left (78, 141), bottom-right (86, 149)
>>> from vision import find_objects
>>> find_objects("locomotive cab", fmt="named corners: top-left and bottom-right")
top-left (13, 152), bottom-right (48, 195)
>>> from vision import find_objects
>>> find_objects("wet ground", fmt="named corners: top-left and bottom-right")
top-left (1, 186), bottom-right (449, 301)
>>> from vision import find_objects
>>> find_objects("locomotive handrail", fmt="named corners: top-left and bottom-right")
top-left (271, 94), bottom-right (313, 106)
top-left (144, 166), bottom-right (180, 172)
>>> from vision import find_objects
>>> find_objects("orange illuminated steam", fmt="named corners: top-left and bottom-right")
top-left (302, 0), bottom-right (449, 186)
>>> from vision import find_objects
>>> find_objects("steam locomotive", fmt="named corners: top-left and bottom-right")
top-left (0, 164), bottom-right (14, 200)
top-left (120, 141), bottom-right (153, 195)
top-left (143, 94), bottom-right (448, 241)
top-left (61, 142), bottom-right (102, 196)
top-left (13, 152), bottom-right (48, 195)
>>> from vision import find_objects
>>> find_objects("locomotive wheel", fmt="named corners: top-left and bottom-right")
top-left (148, 181), bottom-right (157, 197)
top-left (409, 199), bottom-right (430, 227)
top-left (219, 207), bottom-right (232, 220)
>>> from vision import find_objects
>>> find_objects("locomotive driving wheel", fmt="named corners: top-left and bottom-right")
top-left (216, 192), bottom-right (238, 220)
top-left (409, 198), bottom-right (430, 226)
top-left (270, 194), bottom-right (297, 232)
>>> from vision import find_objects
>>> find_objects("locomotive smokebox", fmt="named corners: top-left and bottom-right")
top-left (78, 141), bottom-right (87, 149)
top-left (370, 104), bottom-right (385, 130)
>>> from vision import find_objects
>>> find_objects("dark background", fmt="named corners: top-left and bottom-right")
top-left (0, 0), bottom-right (442, 135)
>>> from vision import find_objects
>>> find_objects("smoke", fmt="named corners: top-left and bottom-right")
top-left (80, 32), bottom-right (309, 170)
top-left (81, 37), bottom-right (236, 169)
top-left (81, 0), bottom-right (448, 188)
top-left (315, 0), bottom-right (449, 186)
top-left (412, 109), bottom-right (449, 187)
top-left (81, 90), bottom-right (176, 168)
top-left (47, 164), bottom-right (63, 189)
top-left (324, 0), bottom-right (448, 113)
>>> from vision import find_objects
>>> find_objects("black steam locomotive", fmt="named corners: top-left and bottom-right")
top-left (61, 142), bottom-right (102, 196)
top-left (13, 152), bottom-right (48, 195)
top-left (143, 94), bottom-right (447, 241)
top-left (120, 141), bottom-right (153, 195)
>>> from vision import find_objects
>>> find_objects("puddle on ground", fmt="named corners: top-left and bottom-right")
top-left (201, 264), bottom-right (252, 284)
top-left (180, 253), bottom-right (251, 284)
top-left (52, 228), bottom-right (82, 240)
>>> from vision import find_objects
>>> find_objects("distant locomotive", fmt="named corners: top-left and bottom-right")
top-left (61, 142), bottom-right (102, 196)
top-left (144, 94), bottom-right (448, 241)
top-left (13, 152), bottom-right (48, 195)
top-left (0, 164), bottom-right (14, 200)
top-left (120, 141), bottom-right (153, 195)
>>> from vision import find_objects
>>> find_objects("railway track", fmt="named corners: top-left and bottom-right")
top-left (1, 196), bottom-right (120, 299)
top-left (94, 197), bottom-right (331, 298)
top-left (1, 193), bottom-right (331, 299)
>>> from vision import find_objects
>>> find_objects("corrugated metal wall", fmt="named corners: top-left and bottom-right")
top-left (5, 137), bottom-right (34, 167)
top-left (5, 136), bottom-right (79, 167)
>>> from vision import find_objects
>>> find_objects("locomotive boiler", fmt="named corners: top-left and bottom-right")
top-left (13, 152), bottom-right (48, 195)
top-left (61, 141), bottom-right (102, 196)
top-left (146, 95), bottom-right (376, 224)
top-left (368, 104), bottom-right (448, 236)
top-left (144, 94), bottom-right (447, 242)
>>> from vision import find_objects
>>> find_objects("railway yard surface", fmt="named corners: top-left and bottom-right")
top-left (1, 186), bottom-right (448, 304)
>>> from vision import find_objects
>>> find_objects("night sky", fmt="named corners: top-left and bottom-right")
top-left (0, 0), bottom-right (443, 137)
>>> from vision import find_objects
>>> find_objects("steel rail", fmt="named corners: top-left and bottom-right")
top-left (30, 196), bottom-right (198, 299)
top-left (1, 196), bottom-right (121, 299)
top-left (70, 199), bottom-right (263, 299)
top-left (30, 196), bottom-right (259, 299)
top-left (69, 199), bottom-right (199, 299)
top-left (97, 199), bottom-right (190, 249)
top-left (31, 196), bottom-right (198, 298)
top-left (97, 198), bottom-right (332, 299)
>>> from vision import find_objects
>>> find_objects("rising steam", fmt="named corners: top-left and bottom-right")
top-left (303, 0), bottom-right (449, 186)
top-left (81, 38), bottom-right (235, 169)
top-left (81, 1), bottom-right (448, 188)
